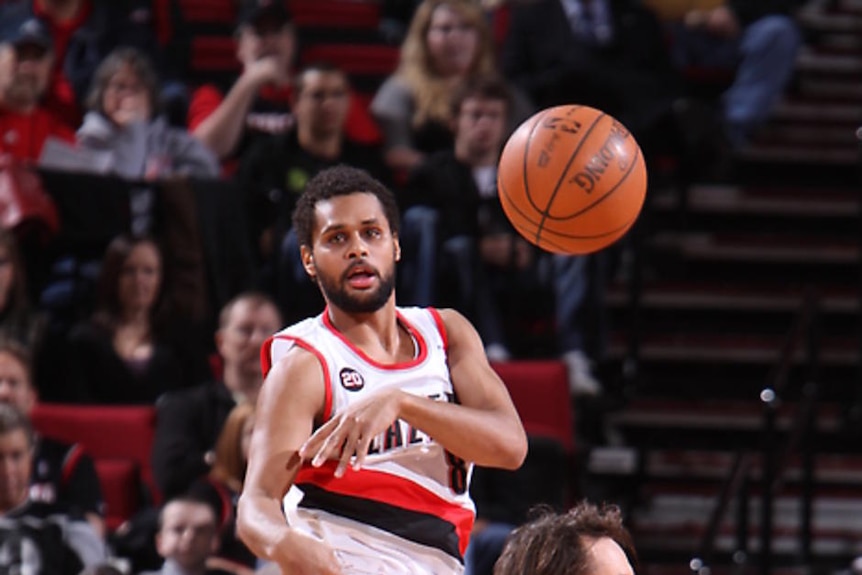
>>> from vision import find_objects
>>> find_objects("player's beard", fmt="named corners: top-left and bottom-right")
top-left (319, 262), bottom-right (396, 314)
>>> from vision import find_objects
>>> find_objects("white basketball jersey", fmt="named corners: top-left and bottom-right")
top-left (262, 307), bottom-right (474, 574)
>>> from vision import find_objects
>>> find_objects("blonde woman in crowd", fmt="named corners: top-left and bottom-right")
top-left (371, 0), bottom-right (532, 175)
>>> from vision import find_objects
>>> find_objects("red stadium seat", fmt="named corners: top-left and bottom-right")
top-left (93, 459), bottom-right (140, 531)
top-left (299, 44), bottom-right (399, 78)
top-left (491, 360), bottom-right (575, 454)
top-left (190, 36), bottom-right (241, 73)
top-left (31, 404), bottom-right (159, 529)
top-left (289, 0), bottom-right (381, 30)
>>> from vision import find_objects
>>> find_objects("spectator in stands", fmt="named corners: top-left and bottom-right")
top-left (77, 47), bottom-right (219, 181)
top-left (0, 0), bottom-right (162, 129)
top-left (493, 501), bottom-right (637, 575)
top-left (501, 0), bottom-right (681, 156)
top-left (0, 18), bottom-right (74, 163)
top-left (406, 75), bottom-right (604, 393)
top-left (65, 234), bottom-right (210, 404)
top-left (189, 0), bottom-right (296, 166)
top-left (0, 403), bottom-right (107, 573)
top-left (0, 228), bottom-right (45, 351)
top-left (189, 402), bottom-right (257, 573)
top-left (140, 495), bottom-right (229, 575)
top-left (371, 0), bottom-right (533, 175)
top-left (0, 338), bottom-right (106, 537)
top-left (239, 62), bottom-right (388, 321)
top-left (668, 1), bottom-right (802, 150)
top-left (152, 292), bottom-right (281, 499)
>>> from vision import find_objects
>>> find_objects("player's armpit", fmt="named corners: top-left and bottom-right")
top-left (238, 346), bottom-right (336, 570)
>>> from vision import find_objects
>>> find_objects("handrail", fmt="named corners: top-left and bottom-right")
top-left (690, 291), bottom-right (820, 575)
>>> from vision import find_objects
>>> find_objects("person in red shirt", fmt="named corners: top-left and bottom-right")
top-left (0, 18), bottom-right (74, 163)
top-left (189, 0), bottom-right (296, 166)
top-left (0, 0), bottom-right (162, 130)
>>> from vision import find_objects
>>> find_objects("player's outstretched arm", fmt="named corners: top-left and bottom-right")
top-left (300, 309), bottom-right (528, 473)
top-left (237, 347), bottom-right (344, 575)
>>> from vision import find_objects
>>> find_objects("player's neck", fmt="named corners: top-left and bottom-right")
top-left (326, 302), bottom-right (414, 363)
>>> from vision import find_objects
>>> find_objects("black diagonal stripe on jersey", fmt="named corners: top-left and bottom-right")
top-left (297, 483), bottom-right (464, 562)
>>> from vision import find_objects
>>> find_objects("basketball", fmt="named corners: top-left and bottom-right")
top-left (497, 105), bottom-right (648, 255)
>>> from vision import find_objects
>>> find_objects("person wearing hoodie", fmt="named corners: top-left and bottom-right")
top-left (76, 46), bottom-right (218, 182)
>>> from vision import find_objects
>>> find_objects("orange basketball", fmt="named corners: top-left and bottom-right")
top-left (497, 105), bottom-right (647, 255)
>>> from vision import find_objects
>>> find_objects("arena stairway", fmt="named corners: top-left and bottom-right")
top-left (595, 1), bottom-right (862, 573)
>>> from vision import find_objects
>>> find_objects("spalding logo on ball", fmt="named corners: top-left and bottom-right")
top-left (497, 105), bottom-right (647, 255)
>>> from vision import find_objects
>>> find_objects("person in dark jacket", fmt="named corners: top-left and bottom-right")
top-left (668, 0), bottom-right (802, 149)
top-left (152, 292), bottom-right (281, 499)
top-left (502, 0), bottom-right (680, 151)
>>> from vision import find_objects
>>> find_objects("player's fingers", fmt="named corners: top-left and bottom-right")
top-left (335, 426), bottom-right (362, 478)
top-left (299, 417), bottom-right (340, 459)
top-left (352, 434), bottom-right (373, 471)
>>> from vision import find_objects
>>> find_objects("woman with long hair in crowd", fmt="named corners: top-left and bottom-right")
top-left (65, 233), bottom-right (208, 403)
top-left (371, 0), bottom-right (532, 175)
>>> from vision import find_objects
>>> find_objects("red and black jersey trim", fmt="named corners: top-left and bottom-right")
top-left (296, 482), bottom-right (465, 563)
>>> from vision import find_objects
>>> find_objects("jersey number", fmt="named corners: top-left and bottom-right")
top-left (446, 451), bottom-right (468, 495)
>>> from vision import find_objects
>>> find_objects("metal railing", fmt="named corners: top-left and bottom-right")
top-left (689, 291), bottom-right (821, 575)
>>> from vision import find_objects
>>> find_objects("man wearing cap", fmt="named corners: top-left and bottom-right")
top-left (0, 17), bottom-right (74, 162)
top-left (188, 0), bottom-right (296, 166)
top-left (0, 0), bottom-right (161, 129)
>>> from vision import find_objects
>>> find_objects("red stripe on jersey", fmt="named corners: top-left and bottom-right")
top-left (296, 461), bottom-right (474, 555)
top-left (260, 336), bottom-right (275, 377)
top-left (322, 307), bottom-right (428, 370)
top-left (261, 335), bottom-right (334, 422)
top-left (428, 307), bottom-right (448, 352)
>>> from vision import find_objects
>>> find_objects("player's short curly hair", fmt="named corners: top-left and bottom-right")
top-left (292, 165), bottom-right (400, 249)
top-left (494, 501), bottom-right (638, 575)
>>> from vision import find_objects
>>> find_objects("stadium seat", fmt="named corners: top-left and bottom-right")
top-left (30, 404), bottom-right (159, 529)
top-left (288, 0), bottom-right (381, 30)
top-left (491, 360), bottom-right (575, 454)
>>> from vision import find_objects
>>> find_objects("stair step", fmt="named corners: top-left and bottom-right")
top-left (737, 144), bottom-right (858, 166)
top-left (798, 77), bottom-right (862, 100)
top-left (770, 100), bottom-right (862, 124)
top-left (796, 48), bottom-right (862, 74)
top-left (610, 333), bottom-right (857, 365)
top-left (607, 399), bottom-right (843, 435)
top-left (659, 183), bottom-right (861, 217)
top-left (798, 7), bottom-right (862, 33)
top-left (651, 232), bottom-right (859, 264)
top-left (607, 282), bottom-right (857, 313)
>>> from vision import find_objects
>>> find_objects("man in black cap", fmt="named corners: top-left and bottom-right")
top-left (0, 17), bottom-right (75, 162)
top-left (189, 0), bottom-right (296, 166)
top-left (0, 0), bottom-right (161, 129)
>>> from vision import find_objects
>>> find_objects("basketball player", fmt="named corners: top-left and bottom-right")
top-left (237, 165), bottom-right (528, 574)
top-left (494, 501), bottom-right (638, 575)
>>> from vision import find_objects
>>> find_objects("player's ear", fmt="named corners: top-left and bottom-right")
top-left (393, 234), bottom-right (401, 262)
top-left (301, 245), bottom-right (316, 279)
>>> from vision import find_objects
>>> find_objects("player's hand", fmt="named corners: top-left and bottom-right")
top-left (299, 388), bottom-right (405, 478)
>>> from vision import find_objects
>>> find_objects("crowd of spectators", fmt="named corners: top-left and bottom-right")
top-left (0, 0), bottom-right (804, 573)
